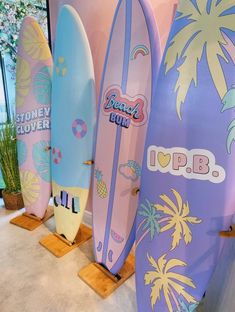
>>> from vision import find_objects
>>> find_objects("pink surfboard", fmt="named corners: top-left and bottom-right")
top-left (92, 0), bottom-right (161, 275)
top-left (16, 17), bottom-right (52, 219)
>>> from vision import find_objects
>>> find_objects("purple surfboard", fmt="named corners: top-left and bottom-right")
top-left (92, 0), bottom-right (160, 274)
top-left (136, 1), bottom-right (235, 311)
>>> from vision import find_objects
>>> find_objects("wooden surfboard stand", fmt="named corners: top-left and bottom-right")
top-left (10, 206), bottom-right (54, 231)
top-left (39, 223), bottom-right (92, 257)
top-left (78, 253), bottom-right (135, 298)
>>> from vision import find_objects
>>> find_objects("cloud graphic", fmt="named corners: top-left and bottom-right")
top-left (119, 160), bottom-right (141, 182)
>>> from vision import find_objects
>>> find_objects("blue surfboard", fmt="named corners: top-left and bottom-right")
top-left (51, 5), bottom-right (96, 243)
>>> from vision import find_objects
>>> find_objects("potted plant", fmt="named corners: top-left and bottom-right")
top-left (0, 121), bottom-right (24, 210)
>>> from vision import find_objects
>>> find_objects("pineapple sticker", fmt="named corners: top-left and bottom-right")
top-left (95, 169), bottom-right (108, 199)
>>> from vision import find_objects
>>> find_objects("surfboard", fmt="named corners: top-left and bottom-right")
top-left (51, 5), bottom-right (96, 243)
top-left (48, 0), bottom-right (178, 107)
top-left (16, 16), bottom-right (52, 219)
top-left (136, 1), bottom-right (235, 311)
top-left (92, 0), bottom-right (160, 275)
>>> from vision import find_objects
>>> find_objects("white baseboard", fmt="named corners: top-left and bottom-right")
top-left (83, 210), bottom-right (92, 228)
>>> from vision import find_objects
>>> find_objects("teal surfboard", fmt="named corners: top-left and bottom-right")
top-left (51, 5), bottom-right (96, 243)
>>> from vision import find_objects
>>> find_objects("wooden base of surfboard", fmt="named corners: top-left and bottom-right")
top-left (78, 253), bottom-right (135, 299)
top-left (9, 206), bottom-right (54, 231)
top-left (39, 223), bottom-right (92, 257)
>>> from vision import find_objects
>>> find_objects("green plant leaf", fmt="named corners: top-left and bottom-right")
top-left (0, 122), bottom-right (21, 192)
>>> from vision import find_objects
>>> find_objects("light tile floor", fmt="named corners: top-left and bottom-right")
top-left (0, 201), bottom-right (136, 312)
top-left (1, 199), bottom-right (234, 312)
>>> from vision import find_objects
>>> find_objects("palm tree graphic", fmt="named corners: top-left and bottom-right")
top-left (145, 253), bottom-right (197, 312)
top-left (136, 199), bottom-right (162, 248)
top-left (136, 189), bottom-right (202, 250)
top-left (155, 189), bottom-right (202, 251)
top-left (164, 0), bottom-right (235, 120)
top-left (176, 299), bottom-right (199, 312)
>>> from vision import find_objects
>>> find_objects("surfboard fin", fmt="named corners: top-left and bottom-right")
top-left (219, 225), bottom-right (235, 238)
top-left (220, 215), bottom-right (235, 237)
top-left (132, 187), bottom-right (140, 196)
top-left (99, 263), bottom-right (121, 282)
top-left (83, 160), bottom-right (94, 165)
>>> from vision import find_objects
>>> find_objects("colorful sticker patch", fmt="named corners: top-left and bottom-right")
top-left (136, 189), bottom-right (202, 249)
top-left (72, 119), bottom-right (87, 139)
top-left (147, 146), bottom-right (226, 183)
top-left (111, 229), bottom-right (124, 243)
top-left (52, 147), bottom-right (62, 164)
top-left (55, 56), bottom-right (67, 77)
top-left (103, 85), bottom-right (148, 128)
top-left (54, 190), bottom-right (80, 214)
top-left (176, 300), bottom-right (199, 312)
top-left (130, 44), bottom-right (149, 60)
top-left (95, 169), bottom-right (108, 198)
top-left (119, 160), bottom-right (141, 181)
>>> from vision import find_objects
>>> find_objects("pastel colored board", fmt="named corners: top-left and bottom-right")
top-left (48, 0), bottom-right (118, 106)
top-left (16, 17), bottom-right (52, 219)
top-left (136, 1), bottom-right (235, 311)
top-left (48, 0), bottom-right (178, 104)
top-left (51, 5), bottom-right (96, 243)
top-left (48, 0), bottom-right (177, 216)
top-left (92, 0), bottom-right (160, 275)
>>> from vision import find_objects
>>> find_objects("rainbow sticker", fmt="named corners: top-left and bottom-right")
top-left (130, 44), bottom-right (149, 60)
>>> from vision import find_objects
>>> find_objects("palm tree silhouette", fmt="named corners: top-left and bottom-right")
top-left (164, 0), bottom-right (235, 119)
top-left (155, 189), bottom-right (202, 250)
top-left (145, 253), bottom-right (197, 312)
top-left (176, 299), bottom-right (199, 312)
top-left (136, 190), bottom-right (201, 250)
top-left (136, 199), bottom-right (162, 248)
